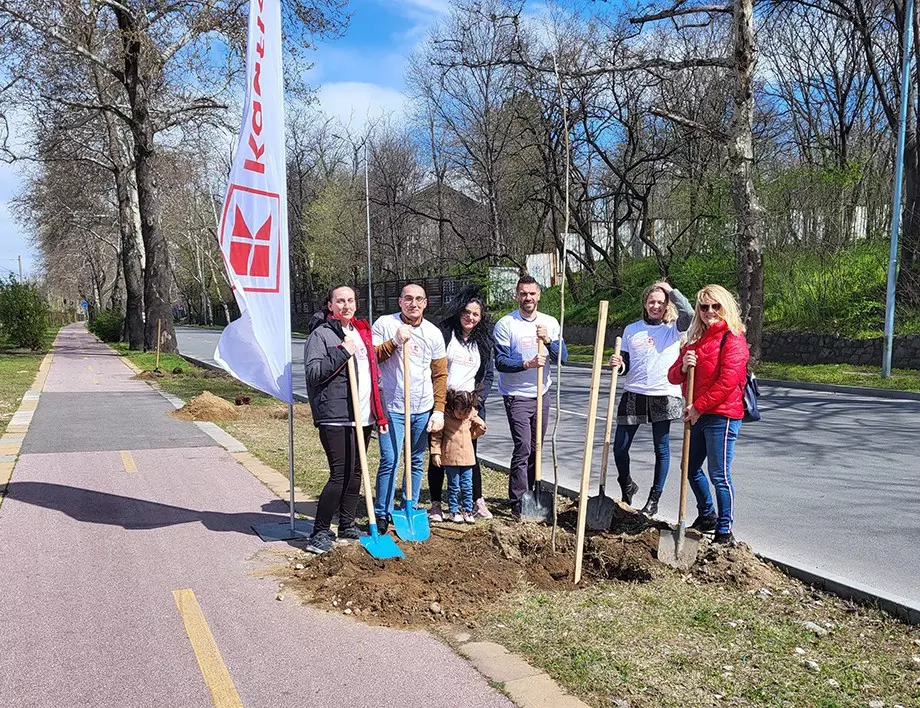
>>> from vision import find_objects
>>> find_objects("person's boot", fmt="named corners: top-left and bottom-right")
top-left (640, 489), bottom-right (661, 517)
top-left (690, 513), bottom-right (718, 533)
top-left (620, 478), bottom-right (639, 506)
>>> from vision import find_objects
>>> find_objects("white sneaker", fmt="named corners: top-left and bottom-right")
top-left (428, 501), bottom-right (443, 523)
top-left (473, 498), bottom-right (492, 519)
top-left (461, 511), bottom-right (476, 524)
top-left (450, 512), bottom-right (464, 523)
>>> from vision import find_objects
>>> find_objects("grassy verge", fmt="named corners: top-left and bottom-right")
top-left (0, 328), bottom-right (59, 436)
top-left (756, 362), bottom-right (920, 392)
top-left (481, 577), bottom-right (920, 707)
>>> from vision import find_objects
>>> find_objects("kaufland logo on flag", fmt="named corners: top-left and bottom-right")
top-left (214, 0), bottom-right (292, 403)
top-left (221, 187), bottom-right (282, 293)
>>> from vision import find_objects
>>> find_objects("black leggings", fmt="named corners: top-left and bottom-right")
top-left (428, 438), bottom-right (483, 503)
top-left (315, 425), bottom-right (373, 534)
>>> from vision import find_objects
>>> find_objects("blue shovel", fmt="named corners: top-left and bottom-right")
top-left (347, 358), bottom-right (403, 560)
top-left (391, 344), bottom-right (431, 542)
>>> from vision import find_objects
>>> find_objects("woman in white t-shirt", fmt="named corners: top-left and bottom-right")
top-left (609, 281), bottom-right (693, 516)
top-left (428, 290), bottom-right (495, 521)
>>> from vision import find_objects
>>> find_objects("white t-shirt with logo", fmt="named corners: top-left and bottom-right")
top-left (494, 310), bottom-right (561, 398)
top-left (372, 313), bottom-right (446, 414)
top-left (445, 332), bottom-right (481, 393)
top-left (344, 326), bottom-right (373, 424)
top-left (620, 319), bottom-right (683, 397)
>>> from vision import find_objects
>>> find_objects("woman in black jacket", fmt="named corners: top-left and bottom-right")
top-left (427, 289), bottom-right (495, 520)
top-left (303, 285), bottom-right (388, 554)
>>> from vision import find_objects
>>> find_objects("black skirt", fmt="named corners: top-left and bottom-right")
top-left (616, 390), bottom-right (684, 425)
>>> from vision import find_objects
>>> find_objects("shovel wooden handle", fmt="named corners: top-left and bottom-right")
top-left (598, 336), bottom-right (623, 496)
top-left (678, 367), bottom-right (696, 527)
top-left (346, 357), bottom-right (376, 525)
top-left (535, 339), bottom-right (545, 484)
top-left (574, 301), bottom-right (609, 584)
top-left (402, 343), bottom-right (413, 503)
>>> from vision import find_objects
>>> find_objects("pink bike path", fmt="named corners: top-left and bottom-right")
top-left (0, 325), bottom-right (511, 708)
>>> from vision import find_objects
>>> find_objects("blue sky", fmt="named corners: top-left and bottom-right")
top-left (0, 0), bottom-right (447, 280)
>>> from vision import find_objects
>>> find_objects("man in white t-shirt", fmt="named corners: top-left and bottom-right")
top-left (493, 275), bottom-right (568, 515)
top-left (371, 283), bottom-right (448, 530)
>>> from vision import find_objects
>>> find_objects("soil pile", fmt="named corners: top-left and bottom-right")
top-left (172, 391), bottom-right (241, 421)
top-left (284, 521), bottom-right (668, 627)
top-left (132, 370), bottom-right (165, 380)
top-left (693, 540), bottom-right (789, 589)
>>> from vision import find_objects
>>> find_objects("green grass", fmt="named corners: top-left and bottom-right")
top-left (756, 363), bottom-right (920, 392)
top-left (0, 328), bottom-right (59, 436)
top-left (481, 578), bottom-right (920, 707)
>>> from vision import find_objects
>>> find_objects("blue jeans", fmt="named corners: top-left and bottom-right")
top-left (612, 420), bottom-right (672, 494)
top-left (374, 410), bottom-right (432, 518)
top-left (687, 415), bottom-right (742, 534)
top-left (446, 466), bottom-right (473, 514)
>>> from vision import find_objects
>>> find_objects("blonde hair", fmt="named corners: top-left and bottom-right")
top-left (686, 284), bottom-right (745, 344)
top-left (641, 284), bottom-right (678, 324)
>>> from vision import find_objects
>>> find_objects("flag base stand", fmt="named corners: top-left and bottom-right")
top-left (252, 519), bottom-right (314, 542)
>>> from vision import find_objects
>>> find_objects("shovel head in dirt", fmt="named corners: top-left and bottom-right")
top-left (361, 521), bottom-right (405, 560)
top-left (392, 502), bottom-right (430, 542)
top-left (519, 486), bottom-right (553, 523)
top-left (585, 489), bottom-right (615, 531)
top-left (657, 522), bottom-right (700, 569)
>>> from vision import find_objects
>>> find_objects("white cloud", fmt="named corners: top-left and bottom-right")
top-left (315, 81), bottom-right (408, 127)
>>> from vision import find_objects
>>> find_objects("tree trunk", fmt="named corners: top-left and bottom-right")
top-left (730, 0), bottom-right (765, 363)
top-left (115, 165), bottom-right (145, 349)
top-left (898, 136), bottom-right (920, 304)
top-left (116, 7), bottom-right (177, 353)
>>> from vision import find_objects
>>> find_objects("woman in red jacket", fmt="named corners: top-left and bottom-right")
top-left (668, 285), bottom-right (750, 544)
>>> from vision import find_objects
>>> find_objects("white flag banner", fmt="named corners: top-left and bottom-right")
top-left (214, 0), bottom-right (292, 403)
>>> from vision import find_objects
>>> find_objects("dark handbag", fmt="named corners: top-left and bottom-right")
top-left (720, 332), bottom-right (760, 423)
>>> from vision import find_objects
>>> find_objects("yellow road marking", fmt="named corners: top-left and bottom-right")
top-left (173, 589), bottom-right (244, 708)
top-left (119, 450), bottom-right (137, 473)
top-left (86, 365), bottom-right (93, 371)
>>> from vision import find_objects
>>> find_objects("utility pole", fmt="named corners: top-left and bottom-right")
top-left (883, 0), bottom-right (915, 377)
top-left (18, 255), bottom-right (22, 280)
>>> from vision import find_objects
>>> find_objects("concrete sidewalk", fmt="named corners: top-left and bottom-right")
top-left (0, 325), bottom-right (512, 708)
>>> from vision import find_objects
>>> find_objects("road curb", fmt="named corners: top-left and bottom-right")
top-left (479, 454), bottom-right (920, 626)
top-left (178, 353), bottom-right (310, 403)
top-left (755, 378), bottom-right (920, 401)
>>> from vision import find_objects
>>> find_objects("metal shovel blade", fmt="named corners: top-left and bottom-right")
top-left (657, 523), bottom-right (700, 569)
top-left (392, 503), bottom-right (431, 542)
top-left (519, 487), bottom-right (553, 523)
top-left (585, 491), bottom-right (615, 531)
top-left (360, 522), bottom-right (405, 559)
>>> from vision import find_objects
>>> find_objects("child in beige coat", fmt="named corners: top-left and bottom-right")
top-left (430, 390), bottom-right (487, 523)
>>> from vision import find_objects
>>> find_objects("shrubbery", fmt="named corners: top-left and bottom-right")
top-left (0, 277), bottom-right (50, 350)
top-left (87, 309), bottom-right (124, 343)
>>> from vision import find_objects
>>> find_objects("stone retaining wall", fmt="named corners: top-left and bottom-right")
top-left (561, 325), bottom-right (920, 370)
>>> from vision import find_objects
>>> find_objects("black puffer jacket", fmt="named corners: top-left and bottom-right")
top-left (304, 312), bottom-right (387, 427)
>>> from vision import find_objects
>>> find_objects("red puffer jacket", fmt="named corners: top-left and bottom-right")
top-left (667, 319), bottom-right (750, 419)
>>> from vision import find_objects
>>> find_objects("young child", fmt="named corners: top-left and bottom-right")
top-left (430, 389), bottom-right (487, 523)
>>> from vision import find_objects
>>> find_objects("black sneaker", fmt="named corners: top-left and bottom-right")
top-left (336, 525), bottom-right (361, 542)
top-left (690, 513), bottom-right (718, 533)
top-left (374, 515), bottom-right (389, 534)
top-left (306, 530), bottom-right (334, 554)
top-left (713, 532), bottom-right (736, 545)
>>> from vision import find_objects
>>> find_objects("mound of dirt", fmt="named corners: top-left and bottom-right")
top-left (284, 521), bottom-right (666, 627)
top-left (132, 370), bottom-right (166, 380)
top-left (172, 391), bottom-right (240, 421)
top-left (692, 540), bottom-right (789, 589)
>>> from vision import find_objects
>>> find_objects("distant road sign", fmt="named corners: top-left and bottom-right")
top-left (80, 301), bottom-right (88, 310)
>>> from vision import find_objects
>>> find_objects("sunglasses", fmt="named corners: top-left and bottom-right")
top-left (698, 302), bottom-right (722, 312)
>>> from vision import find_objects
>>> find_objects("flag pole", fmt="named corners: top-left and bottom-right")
top-left (288, 398), bottom-right (296, 532)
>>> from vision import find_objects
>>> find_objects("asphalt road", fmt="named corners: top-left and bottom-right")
top-left (176, 326), bottom-right (920, 608)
